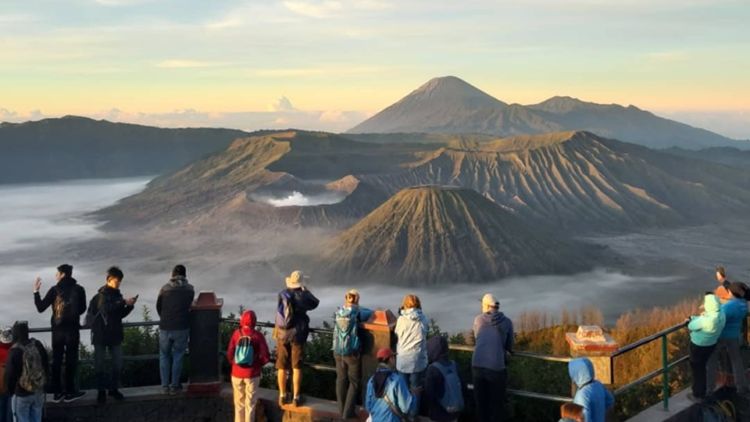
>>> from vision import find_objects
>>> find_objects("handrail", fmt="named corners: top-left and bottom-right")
top-left (448, 344), bottom-right (572, 363)
top-left (611, 320), bottom-right (688, 357)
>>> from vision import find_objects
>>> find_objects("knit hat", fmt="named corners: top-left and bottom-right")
top-left (0, 326), bottom-right (13, 344)
top-left (729, 281), bottom-right (748, 299)
top-left (285, 270), bottom-right (308, 289)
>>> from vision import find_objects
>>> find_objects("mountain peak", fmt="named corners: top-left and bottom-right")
top-left (409, 76), bottom-right (506, 106)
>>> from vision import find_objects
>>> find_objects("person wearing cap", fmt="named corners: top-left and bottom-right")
top-left (0, 326), bottom-right (13, 422)
top-left (333, 289), bottom-right (373, 419)
top-left (274, 270), bottom-right (319, 407)
top-left (32, 263), bottom-right (87, 403)
top-left (394, 294), bottom-right (429, 396)
top-left (713, 266), bottom-right (733, 303)
top-left (707, 281), bottom-right (749, 394)
top-left (472, 293), bottom-right (514, 422)
top-left (365, 347), bottom-right (417, 422)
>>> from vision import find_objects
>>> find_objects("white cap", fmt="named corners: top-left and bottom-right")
top-left (481, 293), bottom-right (499, 309)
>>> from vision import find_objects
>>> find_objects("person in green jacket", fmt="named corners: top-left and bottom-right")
top-left (687, 292), bottom-right (726, 402)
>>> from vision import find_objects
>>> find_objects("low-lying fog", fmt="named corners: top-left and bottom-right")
top-left (252, 191), bottom-right (346, 207)
top-left (1, 178), bottom-right (749, 340)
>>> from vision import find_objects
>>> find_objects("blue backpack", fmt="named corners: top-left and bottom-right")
top-left (433, 360), bottom-right (464, 414)
top-left (333, 307), bottom-right (360, 356)
top-left (275, 290), bottom-right (295, 330)
top-left (234, 335), bottom-right (254, 366)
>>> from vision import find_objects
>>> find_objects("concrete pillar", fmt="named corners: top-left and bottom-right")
top-left (565, 325), bottom-right (618, 385)
top-left (360, 309), bottom-right (397, 396)
top-left (188, 291), bottom-right (224, 395)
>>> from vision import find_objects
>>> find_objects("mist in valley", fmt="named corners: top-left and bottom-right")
top-left (1, 177), bottom-right (749, 336)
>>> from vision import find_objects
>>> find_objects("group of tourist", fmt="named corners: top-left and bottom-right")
top-left (2, 263), bottom-right (748, 421)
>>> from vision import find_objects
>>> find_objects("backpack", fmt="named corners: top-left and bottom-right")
top-left (16, 341), bottom-right (46, 393)
top-left (333, 307), bottom-right (360, 356)
top-left (275, 290), bottom-right (295, 330)
top-left (432, 360), bottom-right (464, 414)
top-left (234, 335), bottom-right (255, 366)
top-left (53, 286), bottom-right (78, 326)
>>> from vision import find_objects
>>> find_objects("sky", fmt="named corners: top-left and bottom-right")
top-left (1, 0), bottom-right (748, 137)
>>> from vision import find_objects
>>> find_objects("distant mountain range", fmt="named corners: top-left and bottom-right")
top-left (0, 116), bottom-right (248, 184)
top-left (348, 76), bottom-right (747, 150)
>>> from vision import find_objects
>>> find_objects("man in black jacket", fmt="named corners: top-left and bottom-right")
top-left (87, 266), bottom-right (137, 404)
top-left (156, 265), bottom-right (195, 395)
top-left (33, 263), bottom-right (86, 402)
top-left (274, 270), bottom-right (319, 407)
top-left (4, 321), bottom-right (48, 422)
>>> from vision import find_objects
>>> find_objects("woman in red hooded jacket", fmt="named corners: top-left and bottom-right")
top-left (226, 310), bottom-right (270, 422)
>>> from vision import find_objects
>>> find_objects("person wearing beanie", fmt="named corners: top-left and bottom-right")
top-left (365, 348), bottom-right (417, 422)
top-left (226, 310), bottom-right (270, 422)
top-left (4, 322), bottom-right (49, 422)
top-left (156, 264), bottom-right (195, 395)
top-left (707, 282), bottom-right (749, 394)
top-left (424, 335), bottom-right (464, 422)
top-left (0, 326), bottom-right (14, 422)
top-left (32, 264), bottom-right (86, 403)
top-left (687, 292), bottom-right (726, 402)
top-left (274, 270), bottom-right (319, 407)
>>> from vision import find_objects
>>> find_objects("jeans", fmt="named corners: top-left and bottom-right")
top-left (690, 342), bottom-right (716, 398)
top-left (11, 393), bottom-right (44, 422)
top-left (0, 394), bottom-right (11, 422)
top-left (707, 337), bottom-right (748, 392)
top-left (51, 328), bottom-right (80, 394)
top-left (94, 343), bottom-right (123, 391)
top-left (473, 367), bottom-right (507, 422)
top-left (159, 329), bottom-right (189, 389)
top-left (335, 354), bottom-right (361, 418)
top-left (231, 376), bottom-right (260, 422)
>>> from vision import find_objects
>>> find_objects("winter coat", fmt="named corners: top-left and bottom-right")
top-left (34, 276), bottom-right (86, 330)
top-left (226, 310), bottom-right (270, 379)
top-left (569, 358), bottom-right (614, 422)
top-left (472, 311), bottom-right (514, 371)
top-left (365, 366), bottom-right (417, 422)
top-left (156, 276), bottom-right (195, 331)
top-left (88, 286), bottom-right (134, 346)
top-left (3, 339), bottom-right (48, 397)
top-left (0, 342), bottom-right (11, 394)
top-left (276, 288), bottom-right (320, 345)
top-left (719, 298), bottom-right (747, 340)
top-left (424, 336), bottom-right (462, 422)
top-left (394, 308), bottom-right (429, 373)
top-left (688, 294), bottom-right (726, 346)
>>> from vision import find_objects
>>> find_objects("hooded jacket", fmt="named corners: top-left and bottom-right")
top-left (156, 276), bottom-right (195, 331)
top-left (472, 311), bottom-right (514, 371)
top-left (569, 358), bottom-right (614, 422)
top-left (424, 336), bottom-right (462, 422)
top-left (34, 276), bottom-right (87, 330)
top-left (719, 298), bottom-right (747, 340)
top-left (394, 307), bottom-right (429, 373)
top-left (688, 294), bottom-right (726, 346)
top-left (365, 365), bottom-right (417, 422)
top-left (226, 310), bottom-right (270, 379)
top-left (88, 285), bottom-right (134, 346)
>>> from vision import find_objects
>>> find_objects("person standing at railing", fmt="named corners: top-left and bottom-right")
top-left (332, 289), bottom-right (373, 419)
top-left (86, 266), bottom-right (137, 404)
top-left (423, 335), bottom-right (464, 422)
top-left (156, 264), bottom-right (195, 395)
top-left (568, 358), bottom-right (613, 422)
top-left (687, 292), bottom-right (726, 402)
top-left (226, 310), bottom-right (270, 422)
top-left (365, 347), bottom-right (418, 422)
top-left (394, 294), bottom-right (429, 406)
top-left (32, 263), bottom-right (86, 403)
top-left (0, 326), bottom-right (14, 422)
top-left (4, 321), bottom-right (48, 422)
top-left (714, 266), bottom-right (733, 303)
top-left (471, 293), bottom-right (513, 422)
top-left (273, 270), bottom-right (319, 408)
top-left (707, 282), bottom-right (749, 394)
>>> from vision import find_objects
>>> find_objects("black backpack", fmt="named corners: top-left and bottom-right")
top-left (53, 286), bottom-right (79, 326)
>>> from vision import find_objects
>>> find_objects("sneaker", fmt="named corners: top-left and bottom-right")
top-left (52, 393), bottom-right (65, 403)
top-left (687, 393), bottom-right (704, 403)
top-left (293, 395), bottom-right (303, 407)
top-left (63, 391), bottom-right (86, 403)
top-left (278, 393), bottom-right (286, 407)
top-left (108, 389), bottom-right (125, 401)
top-left (97, 390), bottom-right (106, 405)
top-left (162, 386), bottom-right (170, 395)
top-left (169, 386), bottom-right (182, 396)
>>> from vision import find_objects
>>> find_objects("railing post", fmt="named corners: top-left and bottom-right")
top-left (188, 291), bottom-right (224, 395)
top-left (661, 334), bottom-right (669, 411)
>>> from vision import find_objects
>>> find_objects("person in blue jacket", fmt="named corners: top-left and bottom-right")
top-left (707, 282), bottom-right (748, 394)
top-left (687, 292), bottom-right (726, 401)
top-left (568, 358), bottom-right (614, 422)
top-left (365, 348), bottom-right (417, 422)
